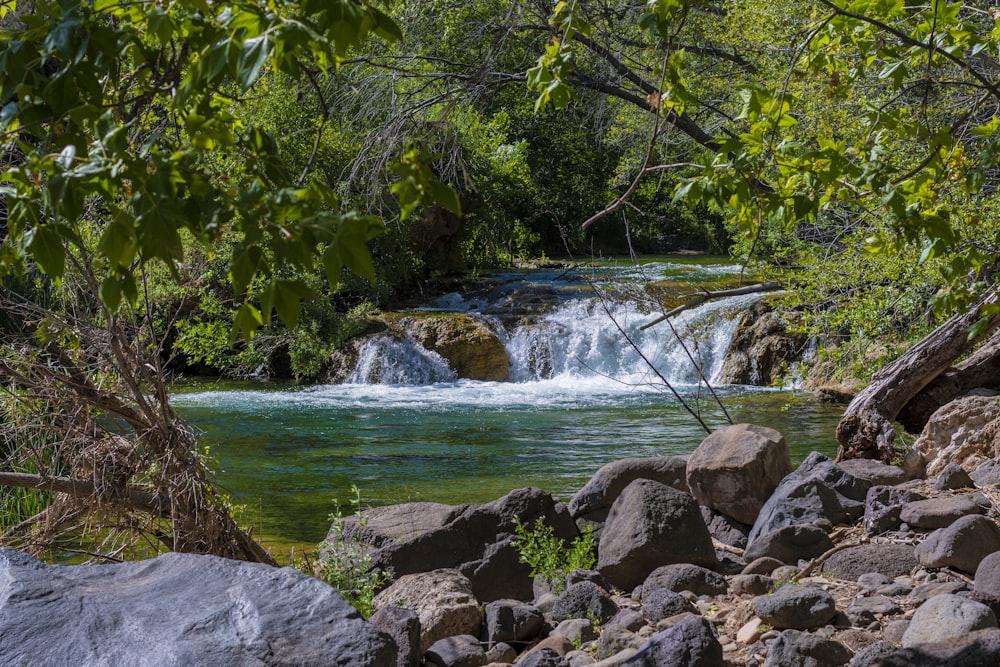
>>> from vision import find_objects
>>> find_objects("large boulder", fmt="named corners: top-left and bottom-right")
top-left (747, 452), bottom-right (869, 550)
top-left (330, 487), bottom-right (577, 602)
top-left (914, 514), bottom-right (1000, 574)
top-left (598, 479), bottom-right (717, 592)
top-left (908, 392), bottom-right (1000, 478)
top-left (686, 423), bottom-right (792, 525)
top-left (716, 300), bottom-right (806, 386)
top-left (396, 313), bottom-right (510, 381)
top-left (871, 628), bottom-right (1000, 666)
top-left (901, 594), bottom-right (998, 647)
top-left (620, 616), bottom-right (723, 667)
top-left (0, 548), bottom-right (396, 667)
top-left (568, 456), bottom-right (689, 525)
top-left (372, 569), bottom-right (481, 653)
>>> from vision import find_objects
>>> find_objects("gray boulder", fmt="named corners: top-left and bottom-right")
top-left (620, 616), bottom-right (723, 667)
top-left (0, 548), bottom-right (395, 667)
top-left (332, 487), bottom-right (576, 601)
top-left (823, 543), bottom-right (917, 581)
top-left (871, 628), bottom-right (1000, 666)
top-left (516, 648), bottom-right (571, 667)
top-left (747, 452), bottom-right (868, 549)
top-left (568, 456), bottom-right (689, 523)
top-left (640, 563), bottom-right (728, 598)
top-left (685, 423), bottom-right (792, 526)
top-left (744, 523), bottom-right (834, 564)
top-left (914, 514), bottom-right (1000, 573)
top-left (597, 479), bottom-right (717, 592)
top-left (483, 599), bottom-right (544, 647)
top-left (641, 588), bottom-right (696, 622)
top-left (753, 585), bottom-right (838, 630)
top-left (836, 458), bottom-right (907, 486)
top-left (596, 623), bottom-right (642, 660)
top-left (901, 594), bottom-right (998, 647)
top-left (425, 635), bottom-right (487, 667)
top-left (700, 505), bottom-right (750, 548)
top-left (935, 463), bottom-right (975, 490)
top-left (863, 486), bottom-right (927, 535)
top-left (370, 606), bottom-right (421, 667)
top-left (974, 550), bottom-right (1000, 598)
top-left (551, 581), bottom-right (619, 624)
top-left (972, 459), bottom-right (1000, 487)
top-left (763, 629), bottom-right (853, 667)
top-left (900, 495), bottom-right (985, 530)
top-left (848, 641), bottom-right (897, 667)
top-left (372, 568), bottom-right (481, 652)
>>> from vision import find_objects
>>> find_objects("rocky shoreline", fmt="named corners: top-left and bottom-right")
top-left (4, 393), bottom-right (1000, 666)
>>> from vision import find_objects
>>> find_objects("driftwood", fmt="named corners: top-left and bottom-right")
top-left (0, 472), bottom-right (167, 516)
top-left (836, 290), bottom-right (1000, 462)
top-left (641, 281), bottom-right (782, 330)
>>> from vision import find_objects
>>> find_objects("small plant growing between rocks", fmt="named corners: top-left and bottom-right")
top-left (310, 485), bottom-right (391, 618)
top-left (512, 517), bottom-right (597, 594)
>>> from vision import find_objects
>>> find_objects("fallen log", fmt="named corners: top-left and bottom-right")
top-left (835, 289), bottom-right (1000, 462)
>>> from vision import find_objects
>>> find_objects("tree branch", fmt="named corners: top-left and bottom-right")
top-left (640, 281), bottom-right (783, 330)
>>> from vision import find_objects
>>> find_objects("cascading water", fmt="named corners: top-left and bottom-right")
top-left (171, 258), bottom-right (843, 544)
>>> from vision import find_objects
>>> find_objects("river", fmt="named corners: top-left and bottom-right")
top-left (172, 257), bottom-right (844, 546)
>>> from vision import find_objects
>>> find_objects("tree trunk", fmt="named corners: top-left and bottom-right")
top-left (835, 290), bottom-right (1000, 462)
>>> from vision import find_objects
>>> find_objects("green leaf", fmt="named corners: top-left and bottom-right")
top-left (231, 303), bottom-right (264, 343)
top-left (237, 35), bottom-right (270, 92)
top-left (99, 273), bottom-right (123, 312)
top-left (24, 225), bottom-right (65, 278)
top-left (968, 316), bottom-right (991, 341)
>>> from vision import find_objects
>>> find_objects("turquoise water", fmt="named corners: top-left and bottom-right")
top-left (171, 259), bottom-right (844, 545)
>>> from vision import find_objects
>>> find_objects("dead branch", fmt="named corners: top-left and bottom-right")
top-left (640, 281), bottom-right (783, 330)
top-left (0, 472), bottom-right (167, 516)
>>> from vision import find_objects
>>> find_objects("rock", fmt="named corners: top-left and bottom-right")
top-left (372, 569), bottom-right (481, 652)
top-left (731, 574), bottom-right (772, 596)
top-left (370, 606), bottom-right (421, 667)
top-left (743, 524), bottom-right (834, 564)
top-left (334, 487), bottom-right (577, 602)
top-left (823, 543), bottom-right (917, 581)
top-left (935, 463), bottom-right (975, 490)
top-left (486, 642), bottom-right (518, 664)
top-left (908, 580), bottom-right (969, 602)
top-left (641, 588), bottom-right (697, 623)
top-left (425, 635), bottom-right (488, 667)
top-left (620, 616), bottom-right (724, 667)
top-left (640, 563), bottom-right (728, 598)
top-left (483, 599), bottom-right (544, 647)
top-left (742, 557), bottom-right (785, 575)
top-left (597, 479), bottom-right (717, 592)
top-left (872, 628), bottom-right (1000, 666)
top-left (863, 486), bottom-right (927, 535)
top-left (700, 505), bottom-right (750, 548)
top-left (716, 301), bottom-right (806, 386)
top-left (856, 573), bottom-right (891, 593)
top-left (911, 393), bottom-right (1000, 478)
top-left (611, 608), bottom-right (647, 632)
top-left (901, 594), bottom-right (998, 647)
top-left (747, 452), bottom-right (868, 549)
top-left (685, 423), bottom-right (793, 526)
top-left (568, 456), bottom-right (689, 524)
top-left (974, 550), bottom-right (1000, 598)
top-left (516, 648), bottom-right (572, 667)
top-left (913, 514), bottom-right (1000, 573)
top-left (763, 629), bottom-right (853, 667)
top-left (836, 459), bottom-right (907, 486)
top-left (847, 596), bottom-right (901, 626)
top-left (565, 568), bottom-right (612, 593)
top-left (0, 549), bottom-right (396, 667)
top-left (848, 641), bottom-right (897, 667)
top-left (551, 581), bottom-right (620, 625)
top-left (552, 618), bottom-right (599, 645)
top-left (753, 585), bottom-right (839, 630)
top-left (525, 635), bottom-right (575, 658)
top-left (900, 495), bottom-right (985, 530)
top-left (971, 459), bottom-right (1000, 487)
top-left (595, 623), bottom-right (641, 660)
top-left (396, 313), bottom-right (510, 381)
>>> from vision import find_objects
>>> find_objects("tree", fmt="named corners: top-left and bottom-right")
top-left (0, 0), bottom-right (457, 559)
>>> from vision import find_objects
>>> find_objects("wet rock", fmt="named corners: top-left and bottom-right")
top-left (641, 588), bottom-right (697, 623)
top-left (910, 393), bottom-right (1000, 478)
top-left (597, 479), bottom-right (716, 592)
top-left (744, 523), bottom-right (834, 564)
top-left (700, 505), bottom-right (750, 548)
top-left (837, 459), bottom-right (907, 486)
top-left (551, 581), bottom-right (619, 625)
top-left (686, 423), bottom-right (793, 526)
top-left (640, 563), bottom-right (728, 598)
top-left (483, 599), bottom-right (544, 647)
top-left (620, 616), bottom-right (723, 667)
top-left (425, 635), bottom-right (488, 667)
top-left (934, 463), bottom-right (975, 491)
top-left (901, 594), bottom-right (998, 647)
top-left (568, 456), bottom-right (689, 526)
top-left (823, 543), bottom-right (917, 581)
top-left (370, 606), bottom-right (421, 667)
top-left (900, 495), bottom-right (984, 530)
top-left (913, 514), bottom-right (1000, 573)
top-left (871, 628), bottom-right (1000, 666)
top-left (747, 452), bottom-right (868, 549)
top-left (753, 585), bottom-right (838, 630)
top-left (334, 487), bottom-right (576, 602)
top-left (396, 313), bottom-right (510, 381)
top-left (762, 629), bottom-right (853, 667)
top-left (863, 486), bottom-right (926, 535)
top-left (0, 549), bottom-right (396, 667)
top-left (716, 301), bottom-right (806, 386)
top-left (372, 569), bottom-right (481, 652)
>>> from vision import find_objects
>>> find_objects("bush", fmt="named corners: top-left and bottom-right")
top-left (512, 517), bottom-right (597, 594)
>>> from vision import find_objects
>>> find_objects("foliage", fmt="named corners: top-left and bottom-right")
top-left (312, 486), bottom-right (391, 618)
top-left (512, 516), bottom-right (597, 594)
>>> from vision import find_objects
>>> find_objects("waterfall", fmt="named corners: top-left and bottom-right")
top-left (346, 334), bottom-right (456, 385)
